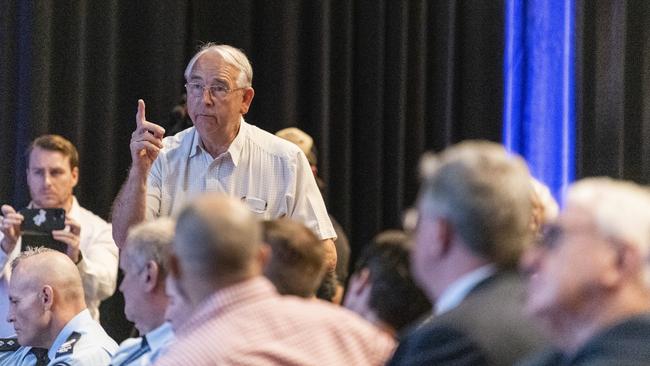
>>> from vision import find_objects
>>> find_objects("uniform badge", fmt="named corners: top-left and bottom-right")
top-left (55, 332), bottom-right (81, 357)
top-left (0, 337), bottom-right (19, 352)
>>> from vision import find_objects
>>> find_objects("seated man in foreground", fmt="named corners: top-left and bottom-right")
top-left (7, 248), bottom-right (117, 365)
top-left (153, 194), bottom-right (395, 366)
top-left (112, 218), bottom-right (175, 365)
top-left (388, 141), bottom-right (547, 366)
top-left (519, 178), bottom-right (650, 365)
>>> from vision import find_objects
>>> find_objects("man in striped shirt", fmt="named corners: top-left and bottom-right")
top-left (153, 194), bottom-right (395, 366)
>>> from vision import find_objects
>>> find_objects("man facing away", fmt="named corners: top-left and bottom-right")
top-left (153, 194), bottom-right (395, 366)
top-left (0, 135), bottom-right (118, 336)
top-left (388, 141), bottom-right (547, 366)
top-left (111, 43), bottom-right (337, 270)
top-left (111, 218), bottom-right (175, 366)
top-left (6, 248), bottom-right (117, 365)
top-left (519, 178), bottom-right (650, 366)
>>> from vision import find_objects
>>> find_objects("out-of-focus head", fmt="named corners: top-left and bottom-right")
top-left (120, 218), bottom-right (175, 333)
top-left (345, 230), bottom-right (431, 336)
top-left (275, 127), bottom-right (318, 166)
top-left (7, 248), bottom-right (85, 348)
top-left (169, 194), bottom-right (262, 304)
top-left (523, 177), bottom-right (650, 325)
top-left (26, 135), bottom-right (80, 210)
top-left (413, 141), bottom-right (533, 291)
top-left (262, 218), bottom-right (326, 298)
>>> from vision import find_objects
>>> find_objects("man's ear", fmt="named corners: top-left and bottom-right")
top-left (143, 260), bottom-right (160, 291)
top-left (427, 216), bottom-right (453, 259)
top-left (240, 87), bottom-right (255, 115)
top-left (606, 240), bottom-right (641, 288)
top-left (258, 243), bottom-right (271, 268)
top-left (41, 285), bottom-right (54, 311)
top-left (70, 166), bottom-right (79, 188)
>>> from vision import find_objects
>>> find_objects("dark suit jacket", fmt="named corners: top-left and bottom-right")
top-left (518, 314), bottom-right (650, 366)
top-left (388, 271), bottom-right (547, 366)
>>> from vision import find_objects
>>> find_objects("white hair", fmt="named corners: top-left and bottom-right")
top-left (184, 43), bottom-right (253, 88)
top-left (567, 177), bottom-right (650, 286)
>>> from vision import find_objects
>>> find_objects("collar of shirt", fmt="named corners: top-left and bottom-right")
top-left (435, 264), bottom-right (497, 316)
top-left (144, 322), bottom-right (174, 361)
top-left (178, 277), bottom-right (275, 336)
top-left (47, 309), bottom-right (92, 361)
top-left (189, 117), bottom-right (248, 167)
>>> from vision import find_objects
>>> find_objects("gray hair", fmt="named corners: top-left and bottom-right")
top-left (184, 43), bottom-right (253, 88)
top-left (174, 194), bottom-right (261, 281)
top-left (123, 218), bottom-right (175, 280)
top-left (566, 177), bottom-right (650, 286)
top-left (418, 140), bottom-right (533, 268)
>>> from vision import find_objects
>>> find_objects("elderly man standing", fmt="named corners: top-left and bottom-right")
top-left (518, 178), bottom-right (650, 365)
top-left (388, 141), bottom-right (546, 366)
top-left (111, 218), bottom-right (175, 366)
top-left (112, 44), bottom-right (336, 270)
top-left (0, 135), bottom-right (118, 336)
top-left (153, 194), bottom-right (395, 366)
top-left (6, 248), bottom-right (117, 365)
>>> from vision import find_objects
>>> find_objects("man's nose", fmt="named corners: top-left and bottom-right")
top-left (202, 87), bottom-right (214, 105)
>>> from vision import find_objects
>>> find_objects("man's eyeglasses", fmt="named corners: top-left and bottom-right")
top-left (184, 82), bottom-right (246, 99)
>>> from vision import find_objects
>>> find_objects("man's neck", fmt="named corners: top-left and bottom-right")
top-left (200, 120), bottom-right (241, 158)
top-left (137, 295), bottom-right (169, 334)
top-left (45, 306), bottom-right (85, 350)
top-left (32, 196), bottom-right (74, 214)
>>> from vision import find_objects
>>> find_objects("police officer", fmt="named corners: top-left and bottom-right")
top-left (7, 247), bottom-right (118, 365)
top-left (110, 219), bottom-right (175, 366)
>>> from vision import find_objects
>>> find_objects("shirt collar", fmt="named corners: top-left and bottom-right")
top-left (144, 322), bottom-right (174, 354)
top-left (435, 264), bottom-right (497, 316)
top-left (48, 309), bottom-right (92, 361)
top-left (188, 117), bottom-right (248, 167)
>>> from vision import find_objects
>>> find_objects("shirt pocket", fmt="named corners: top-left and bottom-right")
top-left (241, 196), bottom-right (268, 218)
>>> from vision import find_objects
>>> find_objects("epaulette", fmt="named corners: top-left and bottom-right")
top-left (0, 337), bottom-right (19, 352)
top-left (55, 332), bottom-right (81, 357)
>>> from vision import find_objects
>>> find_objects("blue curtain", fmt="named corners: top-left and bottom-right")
top-left (503, 0), bottom-right (575, 203)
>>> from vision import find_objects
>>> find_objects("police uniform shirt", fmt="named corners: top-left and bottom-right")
top-left (110, 322), bottom-right (174, 366)
top-left (47, 309), bottom-right (118, 366)
top-left (0, 338), bottom-right (31, 366)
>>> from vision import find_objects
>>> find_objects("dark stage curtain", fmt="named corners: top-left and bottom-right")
top-left (3, 0), bottom-right (647, 341)
top-left (576, 0), bottom-right (650, 182)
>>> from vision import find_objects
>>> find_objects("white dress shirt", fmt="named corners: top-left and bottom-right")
top-left (0, 197), bottom-right (119, 336)
top-left (146, 119), bottom-right (336, 240)
top-left (434, 264), bottom-right (497, 316)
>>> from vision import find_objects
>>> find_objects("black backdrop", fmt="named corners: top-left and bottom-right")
top-left (1, 0), bottom-right (648, 341)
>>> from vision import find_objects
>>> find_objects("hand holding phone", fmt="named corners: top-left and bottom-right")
top-left (0, 205), bottom-right (24, 253)
top-left (19, 208), bottom-right (68, 253)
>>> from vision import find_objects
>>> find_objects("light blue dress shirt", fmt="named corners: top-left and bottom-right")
top-left (110, 322), bottom-right (174, 366)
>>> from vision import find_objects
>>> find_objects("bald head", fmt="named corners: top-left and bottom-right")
top-left (173, 194), bottom-right (262, 286)
top-left (12, 248), bottom-right (85, 306)
top-left (8, 248), bottom-right (85, 348)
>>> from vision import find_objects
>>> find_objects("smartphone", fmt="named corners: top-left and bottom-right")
top-left (19, 208), bottom-right (66, 234)
top-left (18, 208), bottom-right (67, 253)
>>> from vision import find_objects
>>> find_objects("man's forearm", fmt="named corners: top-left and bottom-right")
top-left (111, 167), bottom-right (148, 248)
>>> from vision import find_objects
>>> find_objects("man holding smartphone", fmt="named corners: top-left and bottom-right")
top-left (0, 135), bottom-right (118, 337)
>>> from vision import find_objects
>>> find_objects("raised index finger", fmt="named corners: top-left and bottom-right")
top-left (136, 99), bottom-right (146, 127)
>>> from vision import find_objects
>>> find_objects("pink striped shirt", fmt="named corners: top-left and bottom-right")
top-left (153, 277), bottom-right (395, 366)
